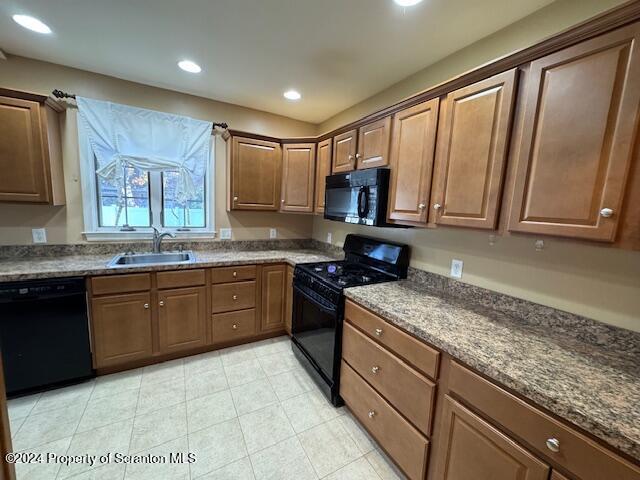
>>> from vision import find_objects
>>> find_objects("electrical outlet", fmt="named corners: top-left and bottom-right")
top-left (450, 259), bottom-right (463, 279)
top-left (219, 228), bottom-right (232, 240)
top-left (269, 228), bottom-right (277, 239)
top-left (326, 232), bottom-right (332, 244)
top-left (32, 228), bottom-right (47, 244)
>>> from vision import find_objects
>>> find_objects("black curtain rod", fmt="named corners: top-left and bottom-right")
top-left (51, 89), bottom-right (229, 130)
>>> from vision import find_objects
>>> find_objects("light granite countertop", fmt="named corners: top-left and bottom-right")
top-left (0, 249), bottom-right (336, 283)
top-left (345, 280), bottom-right (640, 462)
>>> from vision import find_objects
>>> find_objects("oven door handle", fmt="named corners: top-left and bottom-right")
top-left (293, 284), bottom-right (338, 315)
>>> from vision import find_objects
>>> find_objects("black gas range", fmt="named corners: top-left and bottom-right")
top-left (291, 234), bottom-right (409, 406)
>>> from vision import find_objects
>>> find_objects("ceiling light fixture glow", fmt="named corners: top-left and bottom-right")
top-left (283, 90), bottom-right (302, 101)
top-left (178, 60), bottom-right (202, 73)
top-left (12, 14), bottom-right (52, 34)
top-left (393, 0), bottom-right (424, 6)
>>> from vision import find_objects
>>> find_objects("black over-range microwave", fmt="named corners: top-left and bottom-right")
top-left (324, 168), bottom-right (395, 227)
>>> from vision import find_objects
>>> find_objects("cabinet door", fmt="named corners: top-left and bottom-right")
top-left (284, 265), bottom-right (294, 336)
top-left (436, 396), bottom-right (550, 480)
top-left (432, 70), bottom-right (517, 229)
top-left (158, 286), bottom-right (207, 354)
top-left (230, 136), bottom-right (282, 210)
top-left (332, 129), bottom-right (357, 173)
top-left (281, 143), bottom-right (316, 213)
top-left (508, 23), bottom-right (640, 241)
top-left (357, 117), bottom-right (391, 169)
top-left (315, 139), bottom-right (332, 213)
top-left (91, 292), bottom-right (153, 368)
top-left (387, 98), bottom-right (439, 225)
top-left (260, 264), bottom-right (286, 333)
top-left (0, 96), bottom-right (48, 203)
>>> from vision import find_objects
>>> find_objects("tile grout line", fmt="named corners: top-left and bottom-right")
top-left (122, 370), bottom-right (144, 480)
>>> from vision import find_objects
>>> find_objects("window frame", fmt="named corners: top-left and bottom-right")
top-left (77, 114), bottom-right (216, 241)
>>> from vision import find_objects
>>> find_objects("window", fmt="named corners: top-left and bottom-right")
top-left (78, 123), bottom-right (215, 240)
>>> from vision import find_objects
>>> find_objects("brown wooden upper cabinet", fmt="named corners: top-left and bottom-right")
top-left (0, 89), bottom-right (65, 205)
top-left (387, 99), bottom-right (439, 225)
top-left (281, 143), bottom-right (316, 213)
top-left (357, 117), bottom-right (391, 169)
top-left (434, 396), bottom-right (550, 480)
top-left (508, 23), bottom-right (640, 242)
top-left (431, 69), bottom-right (517, 230)
top-left (260, 264), bottom-right (286, 333)
top-left (331, 118), bottom-right (391, 173)
top-left (228, 135), bottom-right (282, 211)
top-left (315, 138), bottom-right (332, 213)
top-left (332, 129), bottom-right (358, 173)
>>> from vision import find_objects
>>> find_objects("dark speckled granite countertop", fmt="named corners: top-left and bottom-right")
top-left (0, 249), bottom-right (337, 283)
top-left (345, 280), bottom-right (640, 462)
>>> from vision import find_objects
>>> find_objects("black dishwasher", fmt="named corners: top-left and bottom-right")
top-left (0, 277), bottom-right (94, 397)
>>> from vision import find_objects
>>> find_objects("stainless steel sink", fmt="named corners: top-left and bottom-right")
top-left (107, 251), bottom-right (196, 268)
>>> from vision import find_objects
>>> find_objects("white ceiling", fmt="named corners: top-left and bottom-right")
top-left (0, 0), bottom-right (555, 123)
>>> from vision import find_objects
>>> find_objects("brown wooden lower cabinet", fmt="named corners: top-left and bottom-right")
top-left (158, 286), bottom-right (207, 354)
top-left (434, 396), bottom-right (550, 480)
top-left (260, 264), bottom-right (286, 333)
top-left (91, 292), bottom-right (153, 368)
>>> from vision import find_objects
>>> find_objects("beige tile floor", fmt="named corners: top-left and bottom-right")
top-left (7, 336), bottom-right (407, 480)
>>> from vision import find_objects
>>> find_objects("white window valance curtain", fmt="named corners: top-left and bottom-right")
top-left (76, 96), bottom-right (213, 203)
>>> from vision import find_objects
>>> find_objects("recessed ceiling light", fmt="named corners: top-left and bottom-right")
top-left (394, 0), bottom-right (424, 6)
top-left (178, 60), bottom-right (201, 73)
top-left (12, 14), bottom-right (52, 34)
top-left (283, 90), bottom-right (302, 101)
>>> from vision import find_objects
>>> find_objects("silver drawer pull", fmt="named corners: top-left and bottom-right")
top-left (232, 271), bottom-right (237, 277)
top-left (159, 301), bottom-right (165, 307)
top-left (232, 295), bottom-right (238, 300)
top-left (232, 324), bottom-right (238, 330)
top-left (546, 438), bottom-right (560, 453)
top-left (368, 410), bottom-right (376, 418)
top-left (143, 303), bottom-right (149, 309)
top-left (375, 328), bottom-right (383, 336)
top-left (600, 207), bottom-right (614, 218)
top-left (371, 366), bottom-right (380, 374)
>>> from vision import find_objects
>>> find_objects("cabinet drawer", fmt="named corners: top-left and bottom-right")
top-left (211, 281), bottom-right (256, 313)
top-left (345, 300), bottom-right (439, 380)
top-left (212, 309), bottom-right (257, 344)
top-left (449, 362), bottom-right (640, 480)
top-left (156, 269), bottom-right (205, 289)
top-left (343, 322), bottom-right (435, 436)
top-left (340, 361), bottom-right (429, 480)
top-left (91, 273), bottom-right (151, 295)
top-left (211, 265), bottom-right (256, 284)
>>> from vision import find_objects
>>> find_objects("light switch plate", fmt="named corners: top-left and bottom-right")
top-left (269, 228), bottom-right (277, 239)
top-left (327, 232), bottom-right (332, 243)
top-left (32, 228), bottom-right (47, 244)
top-left (450, 259), bottom-right (463, 279)
top-left (219, 228), bottom-right (232, 240)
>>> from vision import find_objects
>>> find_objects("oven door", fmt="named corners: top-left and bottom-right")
top-left (291, 283), bottom-right (339, 383)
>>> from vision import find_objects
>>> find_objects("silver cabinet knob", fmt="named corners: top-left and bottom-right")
top-left (375, 328), bottom-right (383, 336)
top-left (418, 203), bottom-right (426, 210)
top-left (159, 301), bottom-right (164, 307)
top-left (233, 196), bottom-right (238, 201)
top-left (281, 199), bottom-right (285, 203)
top-left (232, 324), bottom-right (238, 330)
top-left (355, 153), bottom-right (361, 159)
top-left (371, 366), bottom-right (380, 374)
top-left (546, 438), bottom-right (560, 453)
top-left (143, 303), bottom-right (149, 309)
top-left (368, 410), bottom-right (376, 418)
top-left (433, 203), bottom-right (442, 210)
top-left (232, 271), bottom-right (237, 277)
top-left (600, 208), bottom-right (614, 218)
top-left (232, 295), bottom-right (238, 300)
